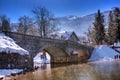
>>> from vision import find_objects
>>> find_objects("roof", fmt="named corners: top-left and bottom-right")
top-left (61, 31), bottom-right (73, 40)
top-left (59, 31), bottom-right (79, 41)
top-left (0, 33), bottom-right (29, 55)
top-left (44, 46), bottom-right (69, 57)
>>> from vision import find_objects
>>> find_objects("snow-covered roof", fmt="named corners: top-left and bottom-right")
top-left (59, 31), bottom-right (73, 40)
top-left (0, 33), bottom-right (29, 55)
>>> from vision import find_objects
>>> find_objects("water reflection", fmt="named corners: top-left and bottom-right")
top-left (90, 61), bottom-right (120, 80)
top-left (17, 61), bottom-right (120, 80)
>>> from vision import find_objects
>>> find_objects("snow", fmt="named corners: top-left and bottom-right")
top-left (0, 33), bottom-right (29, 55)
top-left (67, 16), bottom-right (78, 20)
top-left (114, 42), bottom-right (120, 46)
top-left (73, 50), bottom-right (78, 55)
top-left (114, 42), bottom-right (120, 52)
top-left (88, 45), bottom-right (120, 61)
top-left (34, 52), bottom-right (50, 64)
top-left (0, 69), bottom-right (23, 78)
top-left (60, 31), bottom-right (73, 40)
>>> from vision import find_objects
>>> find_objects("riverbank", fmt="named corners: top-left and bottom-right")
top-left (0, 69), bottom-right (23, 79)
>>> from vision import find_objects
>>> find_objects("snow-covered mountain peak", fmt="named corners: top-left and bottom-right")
top-left (56, 10), bottom-right (110, 36)
top-left (67, 15), bottom-right (78, 20)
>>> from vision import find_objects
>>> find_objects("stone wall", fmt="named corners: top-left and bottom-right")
top-left (0, 52), bottom-right (30, 69)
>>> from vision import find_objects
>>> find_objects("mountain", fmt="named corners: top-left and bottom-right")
top-left (10, 10), bottom-right (110, 37)
top-left (56, 10), bottom-right (110, 36)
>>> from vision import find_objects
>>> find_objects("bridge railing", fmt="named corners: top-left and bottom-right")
top-left (1, 31), bottom-right (91, 48)
top-left (3, 31), bottom-right (83, 45)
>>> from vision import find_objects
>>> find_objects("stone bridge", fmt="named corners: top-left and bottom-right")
top-left (3, 31), bottom-right (93, 67)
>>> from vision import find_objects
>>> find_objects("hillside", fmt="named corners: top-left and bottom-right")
top-left (10, 10), bottom-right (110, 37)
top-left (56, 10), bottom-right (110, 36)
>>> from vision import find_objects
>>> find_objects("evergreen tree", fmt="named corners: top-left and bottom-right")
top-left (108, 11), bottom-right (114, 44)
top-left (112, 7), bottom-right (120, 42)
top-left (93, 10), bottom-right (105, 45)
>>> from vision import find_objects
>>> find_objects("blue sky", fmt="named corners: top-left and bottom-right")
top-left (0, 0), bottom-right (120, 22)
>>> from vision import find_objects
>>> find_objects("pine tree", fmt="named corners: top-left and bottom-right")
top-left (112, 7), bottom-right (120, 42)
top-left (107, 7), bottom-right (120, 44)
top-left (93, 10), bottom-right (105, 45)
top-left (108, 11), bottom-right (114, 44)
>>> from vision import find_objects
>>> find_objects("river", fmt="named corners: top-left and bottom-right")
top-left (16, 60), bottom-right (120, 80)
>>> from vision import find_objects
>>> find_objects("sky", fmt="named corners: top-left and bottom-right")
top-left (0, 0), bottom-right (120, 22)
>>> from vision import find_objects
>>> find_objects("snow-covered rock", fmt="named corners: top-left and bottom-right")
top-left (0, 33), bottom-right (29, 55)
top-left (88, 45), bottom-right (119, 61)
top-left (34, 52), bottom-right (50, 64)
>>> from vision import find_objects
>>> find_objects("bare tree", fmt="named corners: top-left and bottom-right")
top-left (32, 7), bottom-right (58, 38)
top-left (18, 16), bottom-right (33, 34)
top-left (85, 26), bottom-right (96, 45)
top-left (27, 25), bottom-right (39, 36)
top-left (0, 15), bottom-right (11, 32)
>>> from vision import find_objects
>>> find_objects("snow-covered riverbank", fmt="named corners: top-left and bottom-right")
top-left (0, 69), bottom-right (23, 78)
top-left (0, 33), bottom-right (29, 78)
top-left (89, 44), bottom-right (120, 61)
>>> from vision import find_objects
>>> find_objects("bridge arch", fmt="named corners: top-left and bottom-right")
top-left (36, 46), bottom-right (70, 64)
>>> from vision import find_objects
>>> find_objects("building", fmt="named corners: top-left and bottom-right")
top-left (60, 31), bottom-right (79, 42)
top-left (49, 31), bottom-right (79, 42)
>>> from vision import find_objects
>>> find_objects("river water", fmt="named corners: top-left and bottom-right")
top-left (16, 60), bottom-right (120, 80)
